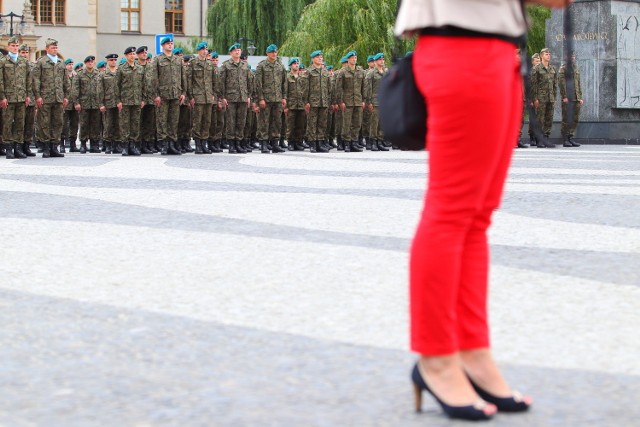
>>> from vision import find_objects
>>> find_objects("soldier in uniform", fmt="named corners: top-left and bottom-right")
top-left (325, 65), bottom-right (337, 148)
top-left (72, 56), bottom-right (101, 154)
top-left (188, 41), bottom-right (217, 154)
top-left (61, 58), bottom-right (79, 153)
top-left (136, 46), bottom-right (156, 153)
top-left (559, 54), bottom-right (583, 147)
top-left (18, 44), bottom-right (36, 157)
top-left (362, 55), bottom-right (376, 150)
top-left (335, 51), bottom-right (366, 152)
top-left (207, 51), bottom-right (226, 151)
top-left (364, 52), bottom-right (389, 152)
top-left (117, 46), bottom-right (146, 156)
top-left (98, 54), bottom-right (120, 154)
top-left (255, 44), bottom-right (286, 153)
top-left (176, 49), bottom-right (193, 153)
top-left (334, 57), bottom-right (348, 150)
top-left (283, 57), bottom-right (306, 151)
top-left (33, 38), bottom-right (70, 158)
top-left (244, 63), bottom-right (259, 152)
top-left (147, 37), bottom-right (186, 155)
top-left (0, 36), bottom-right (32, 159)
top-left (531, 48), bottom-right (557, 148)
top-left (219, 43), bottom-right (251, 154)
top-left (527, 53), bottom-right (541, 146)
top-left (304, 50), bottom-right (331, 153)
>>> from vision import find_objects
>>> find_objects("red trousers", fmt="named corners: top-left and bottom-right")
top-left (410, 36), bottom-right (521, 355)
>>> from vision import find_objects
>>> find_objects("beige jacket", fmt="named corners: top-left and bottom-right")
top-left (395, 0), bottom-right (526, 38)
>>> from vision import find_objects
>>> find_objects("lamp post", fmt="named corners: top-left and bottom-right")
top-left (236, 37), bottom-right (256, 56)
top-left (0, 11), bottom-right (27, 37)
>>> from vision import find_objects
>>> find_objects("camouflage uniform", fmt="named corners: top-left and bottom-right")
top-left (303, 65), bottom-right (331, 152)
top-left (177, 59), bottom-right (193, 152)
top-left (244, 70), bottom-right (258, 151)
top-left (326, 72), bottom-right (337, 144)
top-left (0, 53), bottom-right (32, 156)
top-left (116, 61), bottom-right (146, 154)
top-left (531, 61), bottom-right (557, 137)
top-left (219, 58), bottom-right (251, 152)
top-left (187, 55), bottom-right (216, 152)
top-left (335, 65), bottom-right (366, 151)
top-left (24, 60), bottom-right (36, 149)
top-left (62, 71), bottom-right (80, 151)
top-left (71, 67), bottom-right (101, 152)
top-left (208, 64), bottom-right (225, 148)
top-left (139, 60), bottom-right (157, 152)
top-left (559, 62), bottom-right (583, 141)
top-left (255, 58), bottom-right (286, 149)
top-left (98, 67), bottom-right (120, 153)
top-left (361, 66), bottom-right (375, 145)
top-left (283, 70), bottom-right (306, 150)
top-left (363, 67), bottom-right (387, 151)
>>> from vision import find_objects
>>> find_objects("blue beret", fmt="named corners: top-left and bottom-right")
top-left (119, 58), bottom-right (126, 65)
top-left (373, 52), bottom-right (384, 61)
top-left (228, 43), bottom-right (241, 52)
top-left (326, 65), bottom-right (333, 70)
top-left (64, 58), bottom-right (73, 65)
top-left (97, 60), bottom-right (107, 68)
top-left (367, 55), bottom-right (374, 62)
top-left (74, 63), bottom-right (83, 70)
top-left (172, 48), bottom-right (183, 55)
top-left (196, 41), bottom-right (208, 51)
top-left (310, 50), bottom-right (322, 59)
top-left (345, 51), bottom-right (357, 59)
top-left (147, 53), bottom-right (152, 59)
top-left (299, 63), bottom-right (305, 69)
top-left (288, 57), bottom-right (300, 66)
top-left (160, 36), bottom-right (173, 45)
top-left (266, 44), bottom-right (278, 53)
top-left (340, 56), bottom-right (348, 64)
top-left (124, 46), bottom-right (136, 55)
top-left (105, 54), bottom-right (118, 59)
top-left (211, 51), bottom-right (218, 58)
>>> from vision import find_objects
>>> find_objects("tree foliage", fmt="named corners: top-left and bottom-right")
top-left (207, 0), bottom-right (315, 54)
top-left (526, 5), bottom-right (551, 58)
top-left (280, 0), bottom-right (413, 68)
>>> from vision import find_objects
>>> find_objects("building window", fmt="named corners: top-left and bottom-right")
top-left (165, 0), bottom-right (183, 34)
top-left (121, 0), bottom-right (140, 32)
top-left (32, 0), bottom-right (65, 25)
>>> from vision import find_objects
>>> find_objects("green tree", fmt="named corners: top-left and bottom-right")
top-left (280, 0), bottom-right (413, 68)
top-left (207, 0), bottom-right (315, 54)
top-left (526, 5), bottom-right (551, 58)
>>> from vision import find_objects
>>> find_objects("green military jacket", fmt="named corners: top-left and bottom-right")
top-left (138, 61), bottom-right (156, 104)
top-left (283, 71), bottom-right (305, 110)
top-left (0, 54), bottom-right (32, 103)
top-left (71, 68), bottom-right (101, 109)
top-left (27, 61), bottom-right (36, 106)
top-left (531, 62), bottom-right (557, 103)
top-left (248, 70), bottom-right (257, 100)
top-left (33, 55), bottom-right (70, 104)
top-left (187, 56), bottom-right (215, 104)
top-left (116, 61), bottom-right (146, 106)
top-left (147, 53), bottom-right (186, 101)
top-left (303, 65), bottom-right (331, 108)
top-left (219, 59), bottom-right (250, 103)
top-left (98, 68), bottom-right (119, 109)
top-left (558, 63), bottom-right (582, 101)
top-left (212, 65), bottom-right (221, 100)
top-left (255, 58), bottom-right (285, 103)
top-left (335, 65), bottom-right (366, 107)
top-left (364, 68), bottom-right (386, 106)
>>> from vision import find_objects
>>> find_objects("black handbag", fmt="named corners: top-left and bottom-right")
top-left (378, 53), bottom-right (427, 151)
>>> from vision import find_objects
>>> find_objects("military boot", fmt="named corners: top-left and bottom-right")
top-left (50, 142), bottom-right (64, 157)
top-left (195, 140), bottom-right (204, 154)
top-left (542, 134), bottom-right (555, 148)
top-left (0, 145), bottom-right (6, 156)
top-left (202, 140), bottom-right (212, 154)
top-left (155, 141), bottom-right (163, 153)
top-left (167, 140), bottom-right (182, 155)
top-left (568, 135), bottom-right (580, 147)
top-left (41, 142), bottom-right (51, 158)
top-left (370, 138), bottom-right (379, 151)
top-left (329, 138), bottom-right (338, 149)
top-left (309, 140), bottom-right (317, 153)
top-left (5, 144), bottom-right (15, 159)
top-left (228, 141), bottom-right (238, 154)
top-left (100, 139), bottom-right (107, 152)
top-left (178, 139), bottom-right (186, 153)
top-left (243, 139), bottom-right (253, 152)
top-left (350, 141), bottom-right (363, 152)
top-left (36, 142), bottom-right (43, 153)
top-left (529, 136), bottom-right (537, 147)
top-left (211, 140), bottom-right (221, 153)
top-left (161, 141), bottom-right (169, 155)
top-left (104, 141), bottom-right (112, 154)
top-left (517, 138), bottom-right (530, 148)
top-left (316, 141), bottom-right (329, 153)
top-left (377, 139), bottom-right (390, 151)
top-left (295, 141), bottom-right (306, 151)
top-left (113, 142), bottom-right (123, 154)
top-left (221, 139), bottom-right (229, 149)
top-left (366, 138), bottom-right (373, 150)
top-left (89, 139), bottom-right (101, 153)
top-left (79, 140), bottom-right (87, 154)
top-left (184, 139), bottom-right (194, 152)
top-left (140, 141), bottom-right (154, 154)
top-left (337, 138), bottom-right (345, 151)
top-left (260, 140), bottom-right (270, 153)
top-left (59, 137), bottom-right (66, 153)
top-left (271, 139), bottom-right (285, 153)
top-left (13, 143), bottom-right (27, 159)
top-left (69, 138), bottom-right (79, 152)
top-left (235, 141), bottom-right (247, 154)
top-left (131, 142), bottom-right (142, 156)
top-left (121, 142), bottom-right (129, 156)
top-left (22, 142), bottom-right (36, 157)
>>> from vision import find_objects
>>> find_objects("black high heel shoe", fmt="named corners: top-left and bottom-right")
top-left (466, 375), bottom-right (531, 413)
top-left (412, 363), bottom-right (494, 421)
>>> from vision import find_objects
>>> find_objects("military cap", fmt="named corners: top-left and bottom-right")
top-left (45, 38), bottom-right (58, 47)
top-left (210, 51), bottom-right (218, 58)
top-left (288, 57), bottom-right (299, 66)
top-left (326, 65), bottom-right (333, 70)
top-left (340, 55), bottom-right (348, 64)
top-left (18, 44), bottom-right (29, 52)
top-left (367, 55), bottom-right (374, 63)
top-left (105, 53), bottom-right (118, 59)
top-left (84, 55), bottom-right (95, 63)
top-left (540, 48), bottom-right (550, 54)
top-left (119, 58), bottom-right (127, 65)
top-left (373, 52), bottom-right (384, 61)
top-left (124, 46), bottom-right (136, 55)
top-left (345, 51), bottom-right (357, 59)
top-left (64, 58), bottom-right (73, 65)
top-left (172, 47), bottom-right (183, 55)
top-left (136, 46), bottom-right (148, 54)
top-left (266, 44), bottom-right (278, 53)
top-left (97, 60), bottom-right (107, 68)
top-left (299, 63), bottom-right (305, 70)
top-left (196, 41), bottom-right (208, 51)
top-left (7, 36), bottom-right (20, 45)
top-left (228, 43), bottom-right (241, 52)
top-left (531, 53), bottom-right (540, 59)
top-left (183, 54), bottom-right (192, 61)
top-left (160, 36), bottom-right (173, 45)
top-left (310, 50), bottom-right (322, 59)
top-left (147, 53), bottom-right (152, 59)
top-left (74, 63), bottom-right (83, 70)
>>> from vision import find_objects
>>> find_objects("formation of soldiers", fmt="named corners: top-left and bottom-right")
top-left (1, 37), bottom-right (394, 159)
top-left (519, 47), bottom-right (584, 149)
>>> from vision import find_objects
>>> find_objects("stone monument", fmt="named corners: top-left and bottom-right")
top-left (546, 0), bottom-right (640, 143)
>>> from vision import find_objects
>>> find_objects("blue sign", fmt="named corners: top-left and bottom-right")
top-left (155, 34), bottom-right (173, 55)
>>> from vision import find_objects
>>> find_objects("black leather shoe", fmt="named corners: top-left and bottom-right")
top-left (168, 140), bottom-right (182, 155)
top-left (350, 141), bottom-right (363, 152)
top-left (271, 140), bottom-right (285, 153)
top-left (131, 142), bottom-right (142, 156)
top-left (5, 144), bottom-right (15, 159)
top-left (316, 141), bottom-right (329, 153)
top-left (13, 143), bottom-right (27, 159)
top-left (466, 374), bottom-right (531, 413)
top-left (22, 142), bottom-right (36, 157)
top-left (195, 140), bottom-right (204, 154)
top-left (50, 142), bottom-right (64, 157)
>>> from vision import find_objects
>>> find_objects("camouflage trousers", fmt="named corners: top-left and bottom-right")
top-left (3, 103), bottom-right (26, 144)
top-left (104, 107), bottom-right (120, 142)
top-left (140, 104), bottom-right (156, 142)
top-left (63, 109), bottom-right (79, 142)
top-left (535, 101), bottom-right (555, 136)
top-left (257, 102), bottom-right (282, 140)
top-left (286, 109), bottom-right (306, 142)
top-left (305, 107), bottom-right (328, 141)
top-left (208, 104), bottom-right (225, 142)
top-left (362, 107), bottom-right (371, 138)
top-left (178, 104), bottom-right (191, 140)
top-left (36, 103), bottom-right (64, 143)
top-left (24, 105), bottom-right (35, 144)
top-left (80, 108), bottom-right (102, 141)
top-left (156, 99), bottom-right (180, 143)
top-left (341, 106), bottom-right (363, 142)
top-left (561, 101), bottom-right (582, 137)
top-left (192, 103), bottom-right (212, 140)
top-left (120, 105), bottom-right (141, 142)
top-left (326, 110), bottom-right (336, 140)
top-left (369, 106), bottom-right (384, 140)
top-left (335, 110), bottom-right (343, 140)
top-left (225, 102), bottom-right (247, 141)
top-left (244, 108), bottom-right (257, 140)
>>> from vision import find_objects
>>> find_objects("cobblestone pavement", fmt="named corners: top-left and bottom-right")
top-left (1, 146), bottom-right (639, 427)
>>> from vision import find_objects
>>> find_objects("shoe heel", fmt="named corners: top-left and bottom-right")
top-left (413, 383), bottom-right (422, 413)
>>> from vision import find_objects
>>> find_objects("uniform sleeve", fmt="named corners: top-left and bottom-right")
top-left (281, 66), bottom-right (286, 100)
top-left (363, 72), bottom-right (372, 104)
top-left (181, 61), bottom-right (187, 98)
top-left (576, 70), bottom-right (582, 100)
top-left (97, 75), bottom-right (105, 108)
top-left (115, 69), bottom-right (122, 104)
top-left (33, 61), bottom-right (42, 100)
top-left (303, 74), bottom-right (311, 105)
top-left (71, 72), bottom-right (80, 104)
top-left (25, 62), bottom-right (33, 100)
top-left (558, 67), bottom-right (566, 99)
top-left (186, 61), bottom-right (193, 99)
top-left (335, 72), bottom-right (343, 104)
top-left (255, 63), bottom-right (264, 101)
top-left (0, 60), bottom-right (5, 100)
top-left (219, 64), bottom-right (227, 99)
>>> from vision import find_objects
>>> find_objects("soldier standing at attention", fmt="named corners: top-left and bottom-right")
top-left (136, 46), bottom-right (156, 154)
top-left (98, 54), bottom-right (120, 154)
top-left (18, 44), bottom-right (36, 157)
top-left (207, 51), bottom-right (225, 152)
top-left (336, 51), bottom-right (366, 152)
top-left (325, 65), bottom-right (336, 148)
top-left (362, 55), bottom-right (376, 150)
top-left (219, 43), bottom-right (251, 154)
top-left (61, 58), bottom-right (78, 152)
top-left (531, 48), bottom-right (557, 148)
top-left (527, 53), bottom-right (540, 146)
top-left (71, 56), bottom-right (101, 154)
top-left (559, 53), bottom-right (583, 147)
top-left (147, 37), bottom-right (186, 155)
top-left (33, 38), bottom-right (70, 158)
top-left (364, 52), bottom-right (389, 152)
top-left (283, 57), bottom-right (306, 151)
top-left (176, 49), bottom-right (193, 153)
top-left (255, 44), bottom-right (286, 153)
top-left (304, 50), bottom-right (331, 153)
top-left (116, 46), bottom-right (146, 156)
top-left (0, 36), bottom-right (32, 159)
top-left (188, 42), bottom-right (217, 154)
